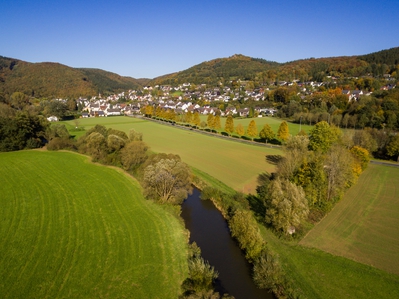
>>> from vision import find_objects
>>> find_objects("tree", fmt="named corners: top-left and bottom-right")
top-left (277, 135), bottom-right (309, 179)
top-left (229, 210), bottom-right (265, 261)
top-left (246, 119), bottom-right (258, 141)
top-left (350, 146), bottom-right (370, 171)
top-left (43, 100), bottom-right (68, 118)
top-left (128, 129), bottom-right (143, 141)
top-left (120, 141), bottom-right (149, 171)
top-left (277, 121), bottom-right (289, 142)
top-left (10, 92), bottom-right (29, 110)
top-left (192, 112), bottom-right (201, 127)
top-left (213, 115), bottom-right (221, 131)
top-left (324, 145), bottom-right (356, 201)
top-left (143, 155), bottom-right (192, 204)
top-left (224, 115), bottom-right (234, 136)
top-left (235, 123), bottom-right (245, 136)
top-left (45, 124), bottom-right (70, 141)
top-left (265, 178), bottom-right (309, 234)
top-left (308, 121), bottom-right (341, 153)
top-left (182, 257), bottom-right (219, 294)
top-left (207, 114), bottom-right (214, 129)
top-left (259, 124), bottom-right (275, 143)
top-left (386, 134), bottom-right (399, 162)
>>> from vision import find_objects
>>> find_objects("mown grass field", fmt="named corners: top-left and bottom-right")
top-left (0, 150), bottom-right (187, 298)
top-left (64, 116), bottom-right (283, 193)
top-left (260, 225), bottom-right (399, 299)
top-left (300, 163), bottom-right (399, 276)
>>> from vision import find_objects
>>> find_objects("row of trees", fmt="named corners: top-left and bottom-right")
top-left (145, 107), bottom-right (294, 144)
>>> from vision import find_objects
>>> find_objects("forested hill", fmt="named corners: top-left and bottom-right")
top-left (151, 54), bottom-right (280, 86)
top-left (0, 56), bottom-right (143, 99)
top-left (152, 47), bottom-right (399, 86)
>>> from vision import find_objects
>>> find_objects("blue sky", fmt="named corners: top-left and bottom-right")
top-left (1, 0), bottom-right (398, 78)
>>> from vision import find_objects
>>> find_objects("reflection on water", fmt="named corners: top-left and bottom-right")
top-left (181, 188), bottom-right (273, 299)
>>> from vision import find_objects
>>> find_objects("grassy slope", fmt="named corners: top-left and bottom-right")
top-left (0, 150), bottom-right (187, 299)
top-left (300, 163), bottom-right (399, 275)
top-left (65, 116), bottom-right (283, 193)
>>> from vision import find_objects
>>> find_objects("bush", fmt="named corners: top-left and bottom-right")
top-left (47, 137), bottom-right (75, 151)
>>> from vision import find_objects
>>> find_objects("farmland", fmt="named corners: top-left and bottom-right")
top-left (300, 163), bottom-right (399, 276)
top-left (0, 150), bottom-right (187, 298)
top-left (64, 116), bottom-right (284, 193)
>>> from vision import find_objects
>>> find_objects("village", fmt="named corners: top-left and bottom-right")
top-left (58, 74), bottom-right (395, 121)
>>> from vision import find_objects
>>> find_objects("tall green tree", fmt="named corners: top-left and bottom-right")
top-left (308, 121), bottom-right (341, 153)
top-left (386, 134), bottom-right (399, 162)
top-left (277, 121), bottom-right (290, 142)
top-left (224, 115), bottom-right (234, 136)
top-left (265, 178), bottom-right (309, 235)
top-left (246, 119), bottom-right (258, 141)
top-left (259, 124), bottom-right (275, 143)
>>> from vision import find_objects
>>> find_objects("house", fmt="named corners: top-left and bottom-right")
top-left (106, 108), bottom-right (121, 116)
top-left (47, 116), bottom-right (58, 122)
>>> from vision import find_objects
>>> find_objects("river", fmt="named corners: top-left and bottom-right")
top-left (181, 188), bottom-right (274, 299)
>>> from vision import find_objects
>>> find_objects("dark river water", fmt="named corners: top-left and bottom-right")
top-left (181, 188), bottom-right (274, 299)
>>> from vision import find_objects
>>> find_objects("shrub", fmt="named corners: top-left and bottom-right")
top-left (47, 137), bottom-right (75, 151)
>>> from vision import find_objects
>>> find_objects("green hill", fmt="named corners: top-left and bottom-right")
top-left (0, 56), bottom-right (143, 98)
top-left (151, 54), bottom-right (280, 86)
top-left (151, 47), bottom-right (399, 85)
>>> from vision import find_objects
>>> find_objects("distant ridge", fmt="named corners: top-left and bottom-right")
top-left (1, 47), bottom-right (398, 98)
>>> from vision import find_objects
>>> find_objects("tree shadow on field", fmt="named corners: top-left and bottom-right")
top-left (247, 194), bottom-right (266, 220)
top-left (265, 154), bottom-right (283, 165)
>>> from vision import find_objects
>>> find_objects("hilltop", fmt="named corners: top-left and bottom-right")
top-left (0, 56), bottom-right (143, 99)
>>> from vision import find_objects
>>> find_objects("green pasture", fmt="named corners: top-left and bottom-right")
top-left (300, 163), bottom-right (399, 276)
top-left (0, 150), bottom-right (187, 298)
top-left (64, 116), bottom-right (283, 193)
top-left (260, 225), bottom-right (399, 299)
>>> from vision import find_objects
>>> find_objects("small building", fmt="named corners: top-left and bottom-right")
top-left (47, 116), bottom-right (58, 122)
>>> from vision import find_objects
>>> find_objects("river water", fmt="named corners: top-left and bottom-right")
top-left (181, 188), bottom-right (274, 299)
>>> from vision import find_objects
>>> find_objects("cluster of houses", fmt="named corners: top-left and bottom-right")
top-left (68, 79), bottom-right (396, 119)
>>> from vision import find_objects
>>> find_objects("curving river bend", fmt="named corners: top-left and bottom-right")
top-left (181, 188), bottom-right (274, 299)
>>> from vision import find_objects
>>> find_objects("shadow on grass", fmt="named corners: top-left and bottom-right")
top-left (246, 194), bottom-right (266, 220)
top-left (266, 154), bottom-right (283, 165)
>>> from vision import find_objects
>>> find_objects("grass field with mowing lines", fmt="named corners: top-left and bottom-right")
top-left (260, 224), bottom-right (399, 299)
top-left (300, 163), bottom-right (399, 275)
top-left (64, 116), bottom-right (283, 193)
top-left (0, 150), bottom-right (187, 298)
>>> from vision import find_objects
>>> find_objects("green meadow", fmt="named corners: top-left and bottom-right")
top-left (300, 163), bottom-right (399, 276)
top-left (64, 116), bottom-right (283, 193)
top-left (261, 225), bottom-right (399, 299)
top-left (0, 150), bottom-right (187, 298)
